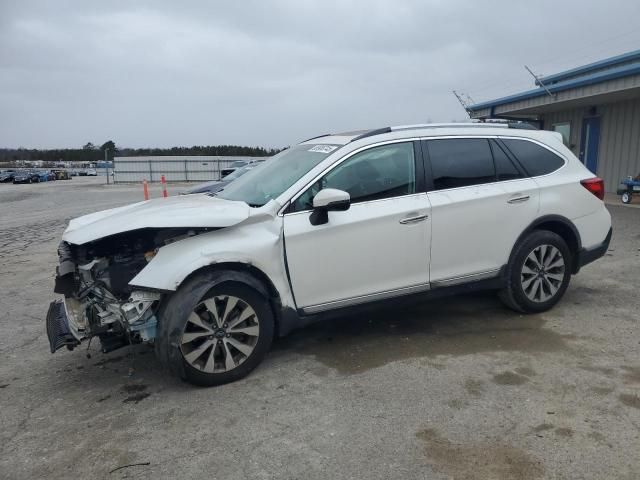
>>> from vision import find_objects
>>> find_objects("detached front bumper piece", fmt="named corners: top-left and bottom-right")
top-left (46, 300), bottom-right (81, 353)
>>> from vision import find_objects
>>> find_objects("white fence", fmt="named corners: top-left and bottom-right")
top-left (113, 156), bottom-right (267, 183)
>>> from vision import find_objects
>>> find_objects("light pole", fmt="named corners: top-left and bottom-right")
top-left (105, 147), bottom-right (110, 185)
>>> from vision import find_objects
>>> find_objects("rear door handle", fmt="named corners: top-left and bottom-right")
top-left (507, 195), bottom-right (530, 204)
top-left (399, 214), bottom-right (428, 224)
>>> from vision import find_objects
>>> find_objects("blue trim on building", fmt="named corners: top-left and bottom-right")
top-left (537, 49), bottom-right (640, 85)
top-left (468, 62), bottom-right (640, 112)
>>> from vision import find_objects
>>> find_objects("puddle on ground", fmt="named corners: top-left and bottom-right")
top-left (121, 384), bottom-right (148, 394)
top-left (122, 392), bottom-right (151, 404)
top-left (621, 366), bottom-right (640, 384)
top-left (493, 371), bottom-right (530, 386)
top-left (416, 428), bottom-right (543, 480)
top-left (554, 427), bottom-right (574, 438)
top-left (532, 423), bottom-right (554, 433)
top-left (275, 294), bottom-right (570, 375)
top-left (619, 393), bottom-right (640, 409)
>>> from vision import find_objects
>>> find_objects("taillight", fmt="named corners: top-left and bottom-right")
top-left (581, 177), bottom-right (605, 201)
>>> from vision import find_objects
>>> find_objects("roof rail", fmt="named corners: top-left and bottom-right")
top-left (301, 133), bottom-right (332, 143)
top-left (350, 127), bottom-right (392, 142)
top-left (347, 121), bottom-right (539, 143)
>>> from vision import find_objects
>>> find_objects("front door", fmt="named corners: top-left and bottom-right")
top-left (283, 141), bottom-right (431, 311)
top-left (579, 117), bottom-right (601, 174)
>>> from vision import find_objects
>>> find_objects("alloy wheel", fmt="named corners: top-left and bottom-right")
top-left (520, 244), bottom-right (565, 303)
top-left (180, 295), bottom-right (260, 373)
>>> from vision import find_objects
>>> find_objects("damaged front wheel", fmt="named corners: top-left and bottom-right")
top-left (157, 274), bottom-right (274, 386)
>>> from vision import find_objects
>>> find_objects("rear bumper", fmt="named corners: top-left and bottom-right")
top-left (575, 227), bottom-right (612, 271)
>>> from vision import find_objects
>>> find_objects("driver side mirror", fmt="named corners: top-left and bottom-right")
top-left (309, 188), bottom-right (350, 226)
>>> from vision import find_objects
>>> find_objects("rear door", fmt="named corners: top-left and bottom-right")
top-left (283, 141), bottom-right (431, 311)
top-left (424, 137), bottom-right (540, 285)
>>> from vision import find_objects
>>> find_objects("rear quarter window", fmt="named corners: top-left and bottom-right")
top-left (501, 138), bottom-right (565, 177)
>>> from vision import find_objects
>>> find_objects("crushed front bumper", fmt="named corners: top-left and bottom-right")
top-left (46, 300), bottom-right (81, 353)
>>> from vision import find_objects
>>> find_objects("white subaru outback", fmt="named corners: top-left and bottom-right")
top-left (47, 123), bottom-right (612, 386)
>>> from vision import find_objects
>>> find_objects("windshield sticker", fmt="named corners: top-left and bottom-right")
top-left (308, 145), bottom-right (338, 154)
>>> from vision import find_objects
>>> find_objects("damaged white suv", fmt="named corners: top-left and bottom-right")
top-left (47, 123), bottom-right (612, 386)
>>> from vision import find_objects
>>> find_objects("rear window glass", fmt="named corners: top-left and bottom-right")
top-left (501, 139), bottom-right (565, 176)
top-left (427, 138), bottom-right (495, 190)
top-left (490, 140), bottom-right (522, 181)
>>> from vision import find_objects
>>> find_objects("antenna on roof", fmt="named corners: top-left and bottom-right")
top-left (524, 65), bottom-right (555, 98)
top-left (452, 90), bottom-right (473, 118)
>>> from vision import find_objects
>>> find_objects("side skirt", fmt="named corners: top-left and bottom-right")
top-left (276, 268), bottom-right (506, 336)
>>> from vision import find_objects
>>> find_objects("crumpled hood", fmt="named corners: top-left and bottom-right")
top-left (63, 194), bottom-right (251, 245)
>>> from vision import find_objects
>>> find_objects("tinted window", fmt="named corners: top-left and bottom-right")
top-left (490, 140), bottom-right (522, 181)
top-left (291, 142), bottom-right (415, 212)
top-left (427, 138), bottom-right (495, 190)
top-left (501, 139), bottom-right (565, 176)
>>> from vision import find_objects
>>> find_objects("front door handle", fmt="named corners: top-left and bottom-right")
top-left (507, 195), bottom-right (530, 204)
top-left (399, 214), bottom-right (428, 224)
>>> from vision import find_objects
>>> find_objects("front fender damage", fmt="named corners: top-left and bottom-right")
top-left (48, 211), bottom-right (297, 356)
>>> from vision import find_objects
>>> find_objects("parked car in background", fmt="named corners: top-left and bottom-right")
top-left (47, 123), bottom-right (611, 387)
top-left (52, 169), bottom-right (72, 180)
top-left (86, 168), bottom-right (98, 176)
top-left (13, 171), bottom-right (41, 184)
top-left (35, 171), bottom-right (50, 182)
top-left (0, 171), bottom-right (16, 183)
top-left (220, 160), bottom-right (249, 178)
top-left (182, 160), bottom-right (265, 195)
top-left (77, 170), bottom-right (87, 176)
top-left (46, 171), bottom-right (56, 181)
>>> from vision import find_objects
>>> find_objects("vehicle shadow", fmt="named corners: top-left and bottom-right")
top-left (272, 292), bottom-right (570, 375)
top-left (41, 292), bottom-right (571, 395)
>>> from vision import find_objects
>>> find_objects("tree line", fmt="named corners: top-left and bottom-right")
top-left (0, 140), bottom-right (281, 163)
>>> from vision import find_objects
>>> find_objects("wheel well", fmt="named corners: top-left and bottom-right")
top-left (182, 262), bottom-right (280, 299)
top-left (531, 221), bottom-right (580, 272)
top-left (177, 262), bottom-right (284, 334)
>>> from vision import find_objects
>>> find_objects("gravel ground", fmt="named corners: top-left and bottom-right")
top-left (0, 177), bottom-right (638, 480)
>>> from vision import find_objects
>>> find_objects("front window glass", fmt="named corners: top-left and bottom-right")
top-left (291, 142), bottom-right (416, 212)
top-left (216, 144), bottom-right (341, 207)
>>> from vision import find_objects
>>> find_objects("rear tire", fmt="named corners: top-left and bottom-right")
top-left (621, 192), bottom-right (632, 204)
top-left (156, 272), bottom-right (274, 387)
top-left (499, 230), bottom-right (572, 313)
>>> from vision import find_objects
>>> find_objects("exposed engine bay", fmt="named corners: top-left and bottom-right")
top-left (47, 228), bottom-right (212, 354)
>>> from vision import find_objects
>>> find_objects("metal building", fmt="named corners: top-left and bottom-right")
top-left (113, 155), bottom-right (266, 183)
top-left (467, 49), bottom-right (640, 192)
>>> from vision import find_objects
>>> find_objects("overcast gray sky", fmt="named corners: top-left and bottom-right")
top-left (1, 0), bottom-right (640, 149)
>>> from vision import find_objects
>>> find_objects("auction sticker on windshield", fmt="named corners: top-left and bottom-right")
top-left (308, 145), bottom-right (338, 154)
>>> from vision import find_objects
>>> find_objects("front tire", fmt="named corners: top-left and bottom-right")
top-left (157, 273), bottom-right (274, 387)
top-left (499, 230), bottom-right (572, 313)
top-left (621, 192), bottom-right (632, 204)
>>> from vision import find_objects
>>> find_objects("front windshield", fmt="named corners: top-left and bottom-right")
top-left (224, 162), bottom-right (261, 182)
top-left (217, 144), bottom-right (341, 207)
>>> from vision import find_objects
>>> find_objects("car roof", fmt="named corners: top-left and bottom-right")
top-left (298, 122), bottom-right (562, 147)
